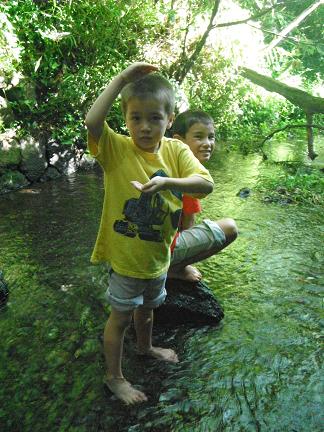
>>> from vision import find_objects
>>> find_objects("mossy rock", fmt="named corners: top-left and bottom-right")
top-left (40, 166), bottom-right (62, 181)
top-left (0, 96), bottom-right (15, 125)
top-left (0, 170), bottom-right (29, 193)
top-left (155, 279), bottom-right (224, 326)
top-left (20, 135), bottom-right (47, 181)
top-left (0, 129), bottom-right (21, 167)
top-left (0, 144), bottom-right (21, 167)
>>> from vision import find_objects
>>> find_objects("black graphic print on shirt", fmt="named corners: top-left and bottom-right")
top-left (113, 170), bottom-right (182, 242)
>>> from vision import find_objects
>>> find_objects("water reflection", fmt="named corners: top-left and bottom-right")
top-left (263, 136), bottom-right (324, 167)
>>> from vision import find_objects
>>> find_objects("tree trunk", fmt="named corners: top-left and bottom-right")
top-left (241, 68), bottom-right (324, 115)
top-left (168, 0), bottom-right (221, 84)
top-left (306, 113), bottom-right (317, 160)
top-left (241, 67), bottom-right (324, 159)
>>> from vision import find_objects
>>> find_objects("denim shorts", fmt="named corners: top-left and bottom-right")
top-left (170, 219), bottom-right (226, 266)
top-left (105, 268), bottom-right (167, 312)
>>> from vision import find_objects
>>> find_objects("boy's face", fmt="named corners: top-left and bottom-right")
top-left (125, 97), bottom-right (174, 153)
top-left (176, 122), bottom-right (215, 163)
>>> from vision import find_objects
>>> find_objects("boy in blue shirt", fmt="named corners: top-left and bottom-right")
top-left (85, 63), bottom-right (214, 404)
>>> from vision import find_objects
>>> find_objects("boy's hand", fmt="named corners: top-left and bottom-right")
top-left (120, 62), bottom-right (159, 84)
top-left (130, 181), bottom-right (144, 192)
top-left (131, 177), bottom-right (167, 194)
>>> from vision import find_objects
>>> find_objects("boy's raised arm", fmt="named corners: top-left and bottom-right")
top-left (85, 74), bottom-right (125, 141)
top-left (85, 63), bottom-right (158, 141)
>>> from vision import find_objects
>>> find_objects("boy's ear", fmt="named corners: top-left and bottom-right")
top-left (173, 133), bottom-right (185, 142)
top-left (167, 113), bottom-right (175, 129)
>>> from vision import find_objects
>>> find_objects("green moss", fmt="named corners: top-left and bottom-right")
top-left (0, 170), bottom-right (29, 192)
top-left (0, 146), bottom-right (21, 167)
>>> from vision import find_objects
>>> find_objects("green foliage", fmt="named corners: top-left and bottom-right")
top-left (0, 0), bottom-right (322, 152)
top-left (0, 0), bottom-right (159, 145)
top-left (182, 48), bottom-right (241, 138)
top-left (171, 45), bottom-right (302, 148)
top-left (230, 91), bottom-right (305, 141)
top-left (0, 10), bottom-right (21, 90)
top-left (238, 0), bottom-right (324, 83)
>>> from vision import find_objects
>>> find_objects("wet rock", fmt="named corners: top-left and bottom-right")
top-left (237, 187), bottom-right (251, 198)
top-left (278, 197), bottom-right (294, 205)
top-left (78, 153), bottom-right (97, 171)
top-left (20, 135), bottom-right (47, 181)
top-left (276, 186), bottom-right (288, 194)
top-left (0, 130), bottom-right (21, 168)
top-left (263, 196), bottom-right (273, 204)
top-left (47, 138), bottom-right (77, 175)
top-left (17, 188), bottom-right (40, 194)
top-left (40, 166), bottom-right (62, 182)
top-left (0, 271), bottom-right (9, 307)
top-left (263, 194), bottom-right (295, 205)
top-left (155, 279), bottom-right (224, 326)
top-left (0, 169), bottom-right (29, 193)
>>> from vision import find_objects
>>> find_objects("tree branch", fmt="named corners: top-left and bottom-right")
top-left (241, 67), bottom-right (324, 114)
top-left (172, 0), bottom-right (221, 84)
top-left (247, 23), bottom-right (320, 47)
top-left (214, 5), bottom-right (280, 29)
top-left (264, 0), bottom-right (324, 52)
top-left (261, 124), bottom-right (324, 146)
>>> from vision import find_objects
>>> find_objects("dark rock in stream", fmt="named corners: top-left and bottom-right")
top-left (237, 187), bottom-right (252, 198)
top-left (155, 279), bottom-right (224, 326)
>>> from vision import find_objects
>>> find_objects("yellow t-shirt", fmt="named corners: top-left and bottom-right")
top-left (88, 122), bottom-right (213, 279)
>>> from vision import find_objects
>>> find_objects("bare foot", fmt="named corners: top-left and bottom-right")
top-left (168, 265), bottom-right (202, 282)
top-left (138, 346), bottom-right (179, 363)
top-left (104, 376), bottom-right (148, 405)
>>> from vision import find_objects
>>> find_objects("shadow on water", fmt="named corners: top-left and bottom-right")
top-left (0, 138), bottom-right (323, 431)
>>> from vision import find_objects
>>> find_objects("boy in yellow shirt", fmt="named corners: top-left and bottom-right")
top-left (85, 63), bottom-right (213, 405)
top-left (168, 110), bottom-right (238, 281)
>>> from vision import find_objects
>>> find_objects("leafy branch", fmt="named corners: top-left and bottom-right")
top-left (214, 4), bottom-right (283, 28)
top-left (261, 123), bottom-right (324, 145)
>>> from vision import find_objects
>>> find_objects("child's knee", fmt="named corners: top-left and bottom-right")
top-left (218, 218), bottom-right (238, 243)
top-left (110, 309), bottom-right (133, 329)
top-left (225, 218), bottom-right (238, 241)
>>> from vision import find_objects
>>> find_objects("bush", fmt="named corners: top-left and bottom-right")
top-left (0, 0), bottom-right (159, 145)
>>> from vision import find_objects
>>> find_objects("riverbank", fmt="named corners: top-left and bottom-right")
top-left (0, 128), bottom-right (94, 194)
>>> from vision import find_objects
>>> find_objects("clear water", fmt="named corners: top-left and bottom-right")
top-left (0, 140), bottom-right (323, 431)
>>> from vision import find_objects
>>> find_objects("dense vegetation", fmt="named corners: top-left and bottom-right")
top-left (1, 0), bottom-right (323, 151)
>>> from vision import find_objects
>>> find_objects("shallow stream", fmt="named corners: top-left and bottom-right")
top-left (0, 139), bottom-right (323, 431)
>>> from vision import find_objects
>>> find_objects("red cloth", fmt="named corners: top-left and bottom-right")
top-left (170, 195), bottom-right (202, 253)
top-left (170, 231), bottom-right (180, 252)
top-left (182, 195), bottom-right (202, 215)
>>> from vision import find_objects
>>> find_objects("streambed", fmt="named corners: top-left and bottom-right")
top-left (0, 141), bottom-right (323, 431)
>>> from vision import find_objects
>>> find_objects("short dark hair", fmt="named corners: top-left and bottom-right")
top-left (121, 73), bottom-right (175, 115)
top-left (172, 110), bottom-right (214, 137)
